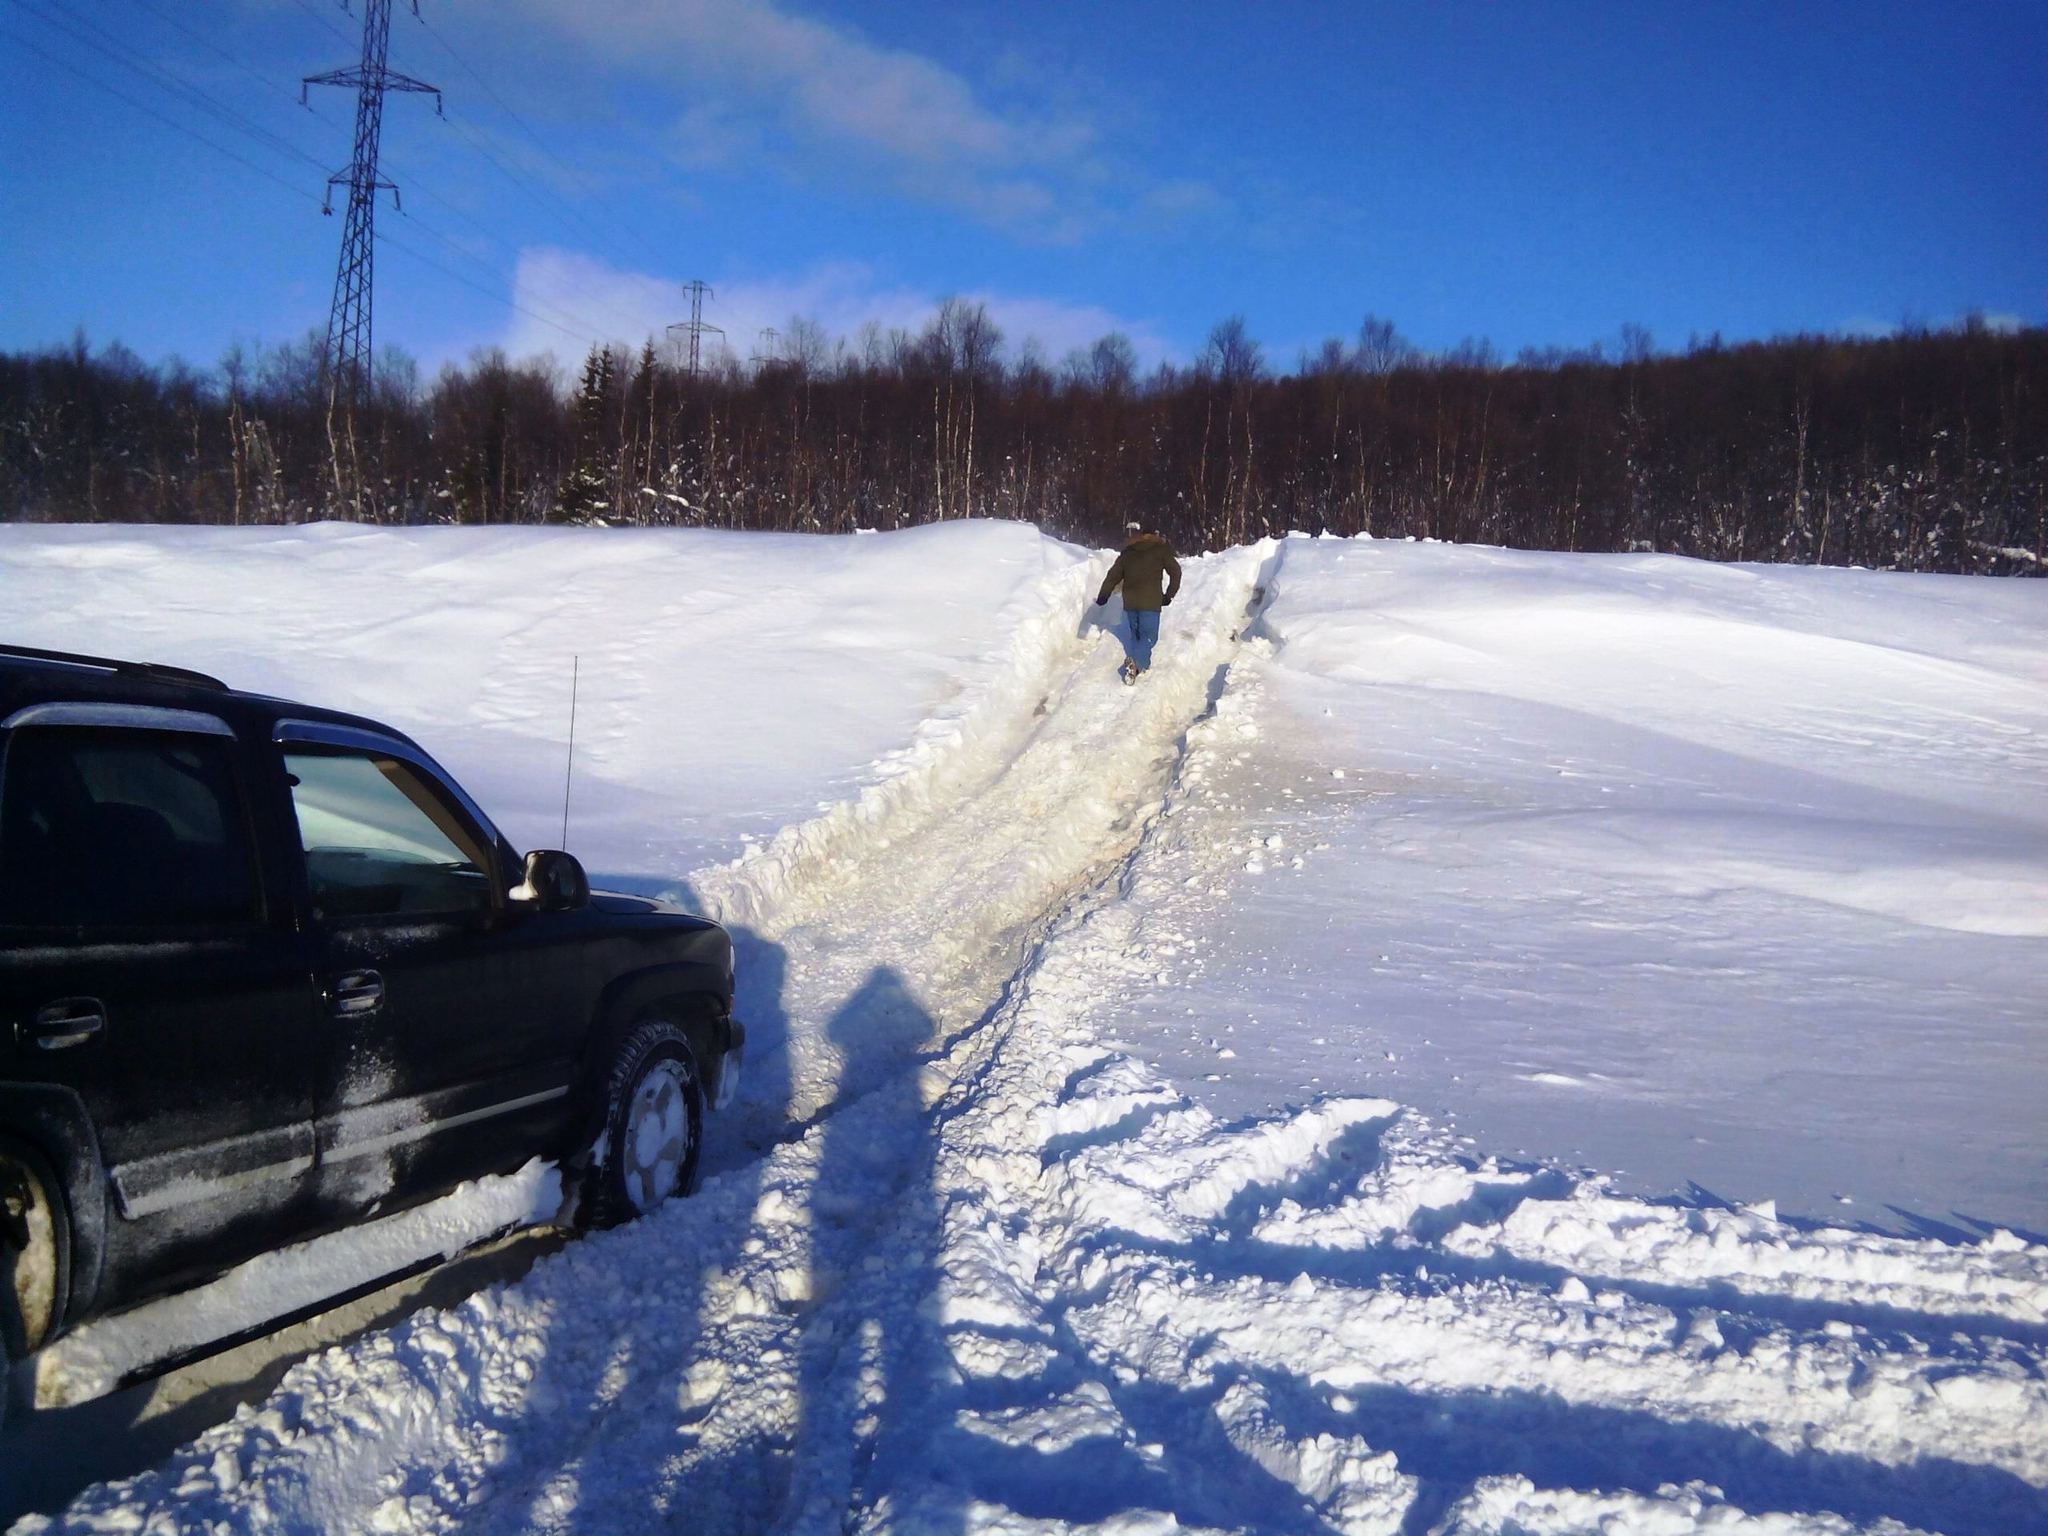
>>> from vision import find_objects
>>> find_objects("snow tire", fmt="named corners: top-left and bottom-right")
top-left (580, 1020), bottom-right (704, 1230)
top-left (1, 1142), bottom-right (67, 1430)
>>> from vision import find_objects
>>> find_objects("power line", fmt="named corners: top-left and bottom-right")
top-left (285, 4), bottom-right (636, 285)
top-left (282, 0), bottom-right (356, 48)
top-left (165, 0), bottom-right (682, 351)
top-left (22, 0), bottom-right (332, 175)
top-left (1, 25), bottom-right (325, 210)
top-left (12, 2), bottom-right (641, 363)
top-left (438, 100), bottom-right (654, 281)
top-left (303, 0), bottom-right (442, 413)
top-left (297, 9), bottom-right (663, 340)
top-left (13, 20), bottom-right (609, 353)
top-left (416, 103), bottom-right (684, 339)
top-left (373, 226), bottom-right (603, 351)
top-left (384, 205), bottom-right (620, 345)
top-left (127, 0), bottom-right (350, 135)
top-left (32, 4), bottom-right (616, 351)
top-left (413, 7), bottom-right (676, 276)
top-left (432, 109), bottom-right (607, 248)
top-left (110, 0), bottom-right (617, 345)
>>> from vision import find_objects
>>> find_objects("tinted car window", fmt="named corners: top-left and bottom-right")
top-left (0, 727), bottom-right (260, 928)
top-left (286, 750), bottom-right (493, 922)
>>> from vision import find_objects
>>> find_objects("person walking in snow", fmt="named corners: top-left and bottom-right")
top-left (1096, 520), bottom-right (1182, 684)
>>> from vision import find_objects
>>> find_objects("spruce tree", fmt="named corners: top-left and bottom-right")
top-left (558, 345), bottom-right (616, 525)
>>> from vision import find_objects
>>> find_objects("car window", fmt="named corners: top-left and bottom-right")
top-left (0, 726), bottom-right (260, 929)
top-left (286, 749), bottom-right (494, 923)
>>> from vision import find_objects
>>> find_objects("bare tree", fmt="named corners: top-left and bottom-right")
top-left (1085, 333), bottom-right (1138, 396)
top-left (4, 320), bottom-right (2042, 574)
top-left (783, 316), bottom-right (833, 380)
top-left (1201, 316), bottom-right (1263, 385)
top-left (1303, 337), bottom-right (1352, 377)
top-left (1355, 315), bottom-right (1415, 374)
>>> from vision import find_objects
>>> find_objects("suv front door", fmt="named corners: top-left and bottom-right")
top-left (279, 729), bottom-right (579, 1216)
top-left (0, 707), bottom-right (322, 1310)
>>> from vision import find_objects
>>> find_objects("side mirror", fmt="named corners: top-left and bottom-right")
top-left (511, 849), bottom-right (589, 913)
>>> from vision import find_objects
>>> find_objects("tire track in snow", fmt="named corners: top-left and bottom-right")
top-left (25, 540), bottom-right (1288, 1535)
top-left (892, 555), bottom-right (2048, 1534)
top-left (645, 536), bottom-right (1287, 1178)
top-left (650, 538), bottom-right (1289, 1534)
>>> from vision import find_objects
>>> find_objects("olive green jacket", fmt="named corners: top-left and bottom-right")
top-left (1096, 533), bottom-right (1182, 612)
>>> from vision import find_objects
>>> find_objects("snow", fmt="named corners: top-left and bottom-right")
top-left (0, 520), bottom-right (1089, 879)
top-left (2, 523), bottom-right (2044, 1533)
top-left (37, 1162), bottom-right (562, 1407)
top-left (1099, 539), bottom-right (2048, 1235)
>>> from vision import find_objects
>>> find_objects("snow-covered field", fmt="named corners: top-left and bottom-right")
top-left (1105, 541), bottom-right (2048, 1232)
top-left (2, 522), bottom-right (2045, 1534)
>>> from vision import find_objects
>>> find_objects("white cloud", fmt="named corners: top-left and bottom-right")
top-left (1840, 310), bottom-right (2033, 339)
top-left (968, 294), bottom-right (1171, 369)
top-left (509, 0), bottom-right (1203, 239)
top-left (501, 248), bottom-right (1172, 373)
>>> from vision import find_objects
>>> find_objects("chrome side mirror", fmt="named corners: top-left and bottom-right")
top-left (512, 849), bottom-right (589, 912)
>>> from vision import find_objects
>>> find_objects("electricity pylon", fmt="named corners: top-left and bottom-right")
top-left (667, 280), bottom-right (724, 379)
top-left (304, 0), bottom-right (441, 418)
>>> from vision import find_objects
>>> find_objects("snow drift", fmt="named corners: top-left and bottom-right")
top-left (2, 523), bottom-right (2043, 1534)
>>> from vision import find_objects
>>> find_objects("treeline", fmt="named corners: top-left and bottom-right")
top-left (2, 310), bottom-right (2042, 573)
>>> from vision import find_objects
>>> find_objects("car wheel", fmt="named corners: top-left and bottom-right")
top-left (2, 1144), bottom-right (67, 1429)
top-left (582, 1020), bottom-right (704, 1230)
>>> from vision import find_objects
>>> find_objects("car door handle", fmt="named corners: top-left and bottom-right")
top-left (26, 998), bottom-right (106, 1051)
top-left (326, 970), bottom-right (384, 1018)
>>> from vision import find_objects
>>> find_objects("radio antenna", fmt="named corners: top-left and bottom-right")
top-left (560, 654), bottom-right (579, 849)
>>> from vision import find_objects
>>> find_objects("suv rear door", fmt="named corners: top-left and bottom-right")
top-left (0, 703), bottom-right (323, 1310)
top-left (275, 723), bottom-right (581, 1214)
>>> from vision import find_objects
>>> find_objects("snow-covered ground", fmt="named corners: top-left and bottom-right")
top-left (1, 520), bottom-right (1088, 878)
top-left (1100, 541), bottom-right (2048, 1234)
top-left (2, 522), bottom-right (2044, 1534)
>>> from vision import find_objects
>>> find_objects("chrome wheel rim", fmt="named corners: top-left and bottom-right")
top-left (3, 1162), bottom-right (57, 1348)
top-left (622, 1060), bottom-right (690, 1213)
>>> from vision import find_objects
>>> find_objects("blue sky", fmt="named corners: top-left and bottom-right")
top-left (3, 0), bottom-right (2042, 378)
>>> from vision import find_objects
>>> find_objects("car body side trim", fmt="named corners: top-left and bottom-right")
top-left (0, 703), bottom-right (236, 737)
top-left (319, 1085), bottom-right (571, 1165)
top-left (109, 1086), bottom-right (574, 1216)
top-left (110, 1123), bottom-right (316, 1219)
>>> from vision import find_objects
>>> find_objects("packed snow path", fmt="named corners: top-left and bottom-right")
top-left (9, 533), bottom-right (2047, 1534)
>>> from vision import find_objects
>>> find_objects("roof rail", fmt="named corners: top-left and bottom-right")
top-left (0, 644), bottom-right (228, 692)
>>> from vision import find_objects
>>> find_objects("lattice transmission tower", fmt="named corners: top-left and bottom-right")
top-left (304, 0), bottom-right (440, 418)
top-left (667, 280), bottom-right (724, 379)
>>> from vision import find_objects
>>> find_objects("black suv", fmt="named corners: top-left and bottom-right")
top-left (0, 646), bottom-right (742, 1400)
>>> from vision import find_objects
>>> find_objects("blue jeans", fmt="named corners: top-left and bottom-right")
top-left (1121, 608), bottom-right (1161, 671)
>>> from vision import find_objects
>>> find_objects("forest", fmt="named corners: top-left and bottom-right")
top-left (2, 310), bottom-right (2042, 574)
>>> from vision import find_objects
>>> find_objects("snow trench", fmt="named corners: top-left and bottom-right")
top-left (688, 544), bottom-right (1101, 934)
top-left (18, 538), bottom-right (2048, 1536)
